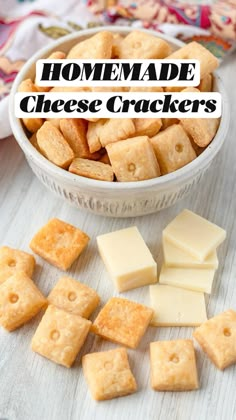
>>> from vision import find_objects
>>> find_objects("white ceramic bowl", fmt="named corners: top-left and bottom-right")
top-left (9, 26), bottom-right (229, 218)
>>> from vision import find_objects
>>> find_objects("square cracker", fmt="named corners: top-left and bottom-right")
top-left (69, 158), bottom-right (114, 182)
top-left (82, 347), bottom-right (137, 401)
top-left (193, 309), bottom-right (236, 370)
top-left (106, 136), bottom-right (160, 182)
top-left (117, 31), bottom-right (172, 59)
top-left (0, 246), bottom-right (35, 285)
top-left (180, 117), bottom-right (220, 148)
top-left (0, 272), bottom-right (47, 331)
top-left (30, 218), bottom-right (89, 271)
top-left (133, 118), bottom-right (162, 137)
top-left (67, 31), bottom-right (113, 59)
top-left (59, 119), bottom-right (100, 160)
top-left (36, 122), bottom-right (74, 169)
top-left (88, 119), bottom-right (135, 150)
top-left (167, 41), bottom-right (218, 79)
top-left (150, 339), bottom-right (199, 391)
top-left (31, 305), bottom-right (91, 367)
top-left (150, 124), bottom-right (196, 174)
top-left (48, 276), bottom-right (100, 318)
top-left (91, 297), bottom-right (153, 349)
top-left (198, 73), bottom-right (213, 92)
top-left (87, 119), bottom-right (105, 153)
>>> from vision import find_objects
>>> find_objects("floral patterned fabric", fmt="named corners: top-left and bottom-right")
top-left (0, 0), bottom-right (235, 138)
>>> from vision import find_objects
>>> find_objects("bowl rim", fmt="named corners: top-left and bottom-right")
top-left (9, 25), bottom-right (230, 192)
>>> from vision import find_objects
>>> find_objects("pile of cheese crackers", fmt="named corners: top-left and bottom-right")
top-left (19, 31), bottom-right (220, 182)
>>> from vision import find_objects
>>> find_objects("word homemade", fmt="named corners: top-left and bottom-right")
top-left (35, 59), bottom-right (200, 87)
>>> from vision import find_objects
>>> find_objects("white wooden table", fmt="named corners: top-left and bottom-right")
top-left (0, 52), bottom-right (236, 420)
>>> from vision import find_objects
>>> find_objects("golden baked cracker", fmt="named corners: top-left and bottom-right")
top-left (198, 73), bottom-right (213, 92)
top-left (48, 276), bottom-right (100, 318)
top-left (59, 118), bottom-right (97, 160)
top-left (50, 86), bottom-right (91, 92)
top-left (83, 117), bottom-right (100, 122)
top-left (91, 87), bottom-right (127, 92)
top-left (130, 86), bottom-right (163, 93)
top-left (88, 119), bottom-right (135, 149)
top-left (193, 309), bottom-right (236, 370)
top-left (0, 246), bottom-right (35, 285)
top-left (35, 51), bottom-right (66, 92)
top-left (36, 121), bottom-right (74, 168)
top-left (106, 135), bottom-right (161, 182)
top-left (18, 78), bottom-right (44, 133)
top-left (150, 339), bottom-right (199, 391)
top-left (29, 132), bottom-right (41, 152)
top-left (87, 119), bottom-right (105, 153)
top-left (31, 305), bottom-right (91, 367)
top-left (30, 218), bottom-right (89, 271)
top-left (60, 119), bottom-right (100, 160)
top-left (133, 118), bottom-right (162, 137)
top-left (67, 31), bottom-right (113, 59)
top-left (91, 297), bottom-right (153, 349)
top-left (0, 272), bottom-right (47, 331)
top-left (180, 117), bottom-right (220, 147)
top-left (161, 118), bottom-right (179, 130)
top-left (82, 348), bottom-right (137, 401)
top-left (69, 158), bottom-right (114, 182)
top-left (167, 42), bottom-right (219, 79)
top-left (111, 33), bottom-right (124, 58)
top-left (117, 31), bottom-right (172, 59)
top-left (100, 118), bottom-right (135, 147)
top-left (46, 118), bottom-right (61, 129)
top-left (150, 124), bottom-right (196, 174)
top-left (164, 86), bottom-right (183, 93)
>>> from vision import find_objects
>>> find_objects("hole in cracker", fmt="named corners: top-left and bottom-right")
top-left (128, 163), bottom-right (136, 172)
top-left (169, 354), bottom-right (179, 363)
top-left (68, 291), bottom-right (77, 302)
top-left (8, 259), bottom-right (16, 267)
top-left (133, 41), bottom-right (141, 48)
top-left (175, 143), bottom-right (183, 153)
top-left (223, 328), bottom-right (231, 337)
top-left (50, 330), bottom-right (60, 341)
top-left (9, 293), bottom-right (19, 303)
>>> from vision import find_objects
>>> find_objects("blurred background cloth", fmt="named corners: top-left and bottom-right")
top-left (0, 0), bottom-right (235, 139)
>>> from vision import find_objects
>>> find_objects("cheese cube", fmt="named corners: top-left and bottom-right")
top-left (163, 209), bottom-right (226, 261)
top-left (97, 227), bottom-right (157, 292)
top-left (163, 238), bottom-right (218, 269)
top-left (150, 284), bottom-right (207, 326)
top-left (159, 265), bottom-right (215, 294)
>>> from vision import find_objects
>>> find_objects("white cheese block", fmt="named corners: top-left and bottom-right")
top-left (97, 226), bottom-right (157, 292)
top-left (150, 284), bottom-right (207, 326)
top-left (159, 265), bottom-right (215, 294)
top-left (163, 209), bottom-right (226, 261)
top-left (163, 237), bottom-right (218, 269)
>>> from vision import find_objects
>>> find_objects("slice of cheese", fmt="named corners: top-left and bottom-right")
top-left (163, 209), bottom-right (226, 261)
top-left (150, 284), bottom-right (207, 326)
top-left (97, 226), bottom-right (157, 292)
top-left (159, 265), bottom-right (215, 294)
top-left (163, 237), bottom-right (218, 269)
